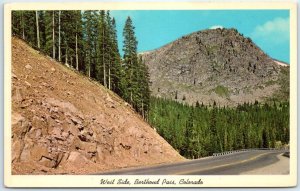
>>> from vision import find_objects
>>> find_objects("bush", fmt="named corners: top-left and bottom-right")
top-left (214, 85), bottom-right (229, 97)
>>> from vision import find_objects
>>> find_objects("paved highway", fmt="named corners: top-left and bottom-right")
top-left (100, 150), bottom-right (287, 175)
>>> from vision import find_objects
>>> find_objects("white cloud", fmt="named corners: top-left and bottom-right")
top-left (251, 17), bottom-right (289, 44)
top-left (209, 25), bottom-right (224, 29)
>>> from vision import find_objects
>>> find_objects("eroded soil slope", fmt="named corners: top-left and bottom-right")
top-left (11, 37), bottom-right (184, 175)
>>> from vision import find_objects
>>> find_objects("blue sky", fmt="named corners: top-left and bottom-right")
top-left (111, 10), bottom-right (290, 63)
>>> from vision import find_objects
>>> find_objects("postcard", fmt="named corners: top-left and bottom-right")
top-left (4, 1), bottom-right (297, 187)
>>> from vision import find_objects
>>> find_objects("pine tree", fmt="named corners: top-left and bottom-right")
top-left (45, 11), bottom-right (57, 58)
top-left (122, 16), bottom-right (150, 118)
top-left (21, 11), bottom-right (37, 45)
top-left (262, 128), bottom-right (270, 148)
top-left (74, 11), bottom-right (82, 70)
top-left (38, 11), bottom-right (46, 50)
top-left (209, 104), bottom-right (218, 154)
top-left (110, 18), bottom-right (122, 95)
top-left (56, 11), bottom-right (82, 69)
top-left (97, 10), bottom-right (107, 85)
top-left (184, 108), bottom-right (198, 158)
top-left (122, 16), bottom-right (138, 104)
top-left (106, 11), bottom-right (113, 90)
top-left (12, 11), bottom-right (22, 37)
top-left (82, 11), bottom-right (93, 77)
top-left (83, 11), bottom-right (99, 78)
top-left (138, 56), bottom-right (151, 119)
top-left (61, 11), bottom-right (74, 66)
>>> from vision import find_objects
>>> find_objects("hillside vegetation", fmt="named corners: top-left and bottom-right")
top-left (149, 97), bottom-right (289, 159)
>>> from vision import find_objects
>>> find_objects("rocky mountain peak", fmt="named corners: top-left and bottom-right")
top-left (142, 28), bottom-right (289, 106)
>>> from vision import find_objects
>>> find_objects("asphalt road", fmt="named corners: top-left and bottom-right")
top-left (99, 150), bottom-right (287, 175)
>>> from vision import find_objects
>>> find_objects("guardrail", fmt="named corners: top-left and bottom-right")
top-left (282, 152), bottom-right (290, 158)
top-left (212, 148), bottom-right (289, 157)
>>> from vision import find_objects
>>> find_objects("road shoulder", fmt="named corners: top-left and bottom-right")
top-left (240, 153), bottom-right (289, 175)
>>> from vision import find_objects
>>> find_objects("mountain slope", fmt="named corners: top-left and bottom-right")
top-left (142, 28), bottom-right (289, 106)
top-left (11, 37), bottom-right (184, 175)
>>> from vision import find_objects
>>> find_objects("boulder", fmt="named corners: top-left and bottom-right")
top-left (67, 151), bottom-right (89, 165)
top-left (39, 156), bottom-right (56, 168)
top-left (12, 112), bottom-right (24, 126)
top-left (82, 142), bottom-right (97, 153)
top-left (25, 64), bottom-right (32, 69)
top-left (24, 81), bottom-right (31, 87)
top-left (11, 139), bottom-right (24, 162)
top-left (30, 144), bottom-right (49, 161)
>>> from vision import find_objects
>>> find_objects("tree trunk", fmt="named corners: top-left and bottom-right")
top-left (130, 60), bottom-right (133, 103)
top-left (142, 102), bottom-right (144, 119)
top-left (35, 11), bottom-right (40, 48)
top-left (21, 11), bottom-right (25, 40)
top-left (65, 47), bottom-right (68, 65)
top-left (76, 32), bottom-right (79, 70)
top-left (108, 60), bottom-right (111, 90)
top-left (52, 11), bottom-right (55, 59)
top-left (102, 27), bottom-right (106, 87)
top-left (88, 59), bottom-right (91, 77)
top-left (58, 10), bottom-right (61, 62)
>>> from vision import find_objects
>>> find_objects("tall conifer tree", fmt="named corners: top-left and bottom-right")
top-left (122, 16), bottom-right (138, 104)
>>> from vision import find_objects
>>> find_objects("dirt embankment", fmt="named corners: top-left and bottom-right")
top-left (11, 37), bottom-right (184, 175)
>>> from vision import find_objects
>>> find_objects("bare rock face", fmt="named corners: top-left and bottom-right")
top-left (142, 28), bottom-right (289, 106)
top-left (11, 37), bottom-right (184, 175)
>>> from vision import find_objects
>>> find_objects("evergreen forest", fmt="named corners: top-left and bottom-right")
top-left (12, 10), bottom-right (150, 119)
top-left (149, 97), bottom-right (289, 159)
